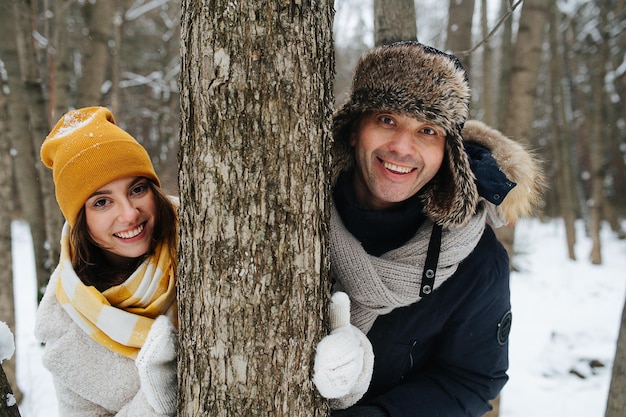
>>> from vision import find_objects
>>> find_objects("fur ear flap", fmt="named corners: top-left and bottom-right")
top-left (462, 120), bottom-right (547, 223)
top-left (420, 129), bottom-right (479, 228)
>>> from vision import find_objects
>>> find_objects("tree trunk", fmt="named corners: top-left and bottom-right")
top-left (495, 0), bottom-right (514, 132)
top-left (0, 70), bottom-right (23, 408)
top-left (480, 0), bottom-right (495, 126)
top-left (587, 0), bottom-right (610, 265)
top-left (499, 0), bottom-right (549, 265)
top-left (0, 0), bottom-right (53, 301)
top-left (373, 0), bottom-right (416, 46)
top-left (548, 3), bottom-right (577, 260)
top-left (50, 0), bottom-right (74, 121)
top-left (76, 0), bottom-right (114, 107)
top-left (605, 299), bottom-right (626, 416)
top-left (0, 365), bottom-right (21, 417)
top-left (15, 0), bottom-right (63, 288)
top-left (178, 1), bottom-right (333, 416)
top-left (503, 0), bottom-right (549, 144)
top-left (445, 0), bottom-right (475, 73)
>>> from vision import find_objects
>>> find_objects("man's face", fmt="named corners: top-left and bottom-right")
top-left (350, 111), bottom-right (446, 210)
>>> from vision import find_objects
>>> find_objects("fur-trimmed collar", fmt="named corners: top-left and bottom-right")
top-left (462, 120), bottom-right (546, 223)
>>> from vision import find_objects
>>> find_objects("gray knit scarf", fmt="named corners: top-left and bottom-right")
top-left (330, 202), bottom-right (491, 334)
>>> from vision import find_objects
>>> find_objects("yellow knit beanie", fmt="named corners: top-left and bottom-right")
top-left (41, 106), bottom-right (160, 227)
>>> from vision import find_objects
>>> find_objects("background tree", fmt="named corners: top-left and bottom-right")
top-left (74, 0), bottom-right (115, 107)
top-left (498, 0), bottom-right (549, 263)
top-left (445, 0), bottom-right (475, 71)
top-left (495, 0), bottom-right (514, 131)
top-left (373, 0), bottom-right (417, 45)
top-left (0, 68), bottom-right (22, 407)
top-left (0, 0), bottom-right (55, 301)
top-left (586, 0), bottom-right (610, 265)
top-left (479, 0), bottom-right (495, 126)
top-left (178, 0), bottom-right (333, 415)
top-left (547, 2), bottom-right (578, 260)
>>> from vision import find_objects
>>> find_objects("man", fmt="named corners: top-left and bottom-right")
top-left (313, 42), bottom-right (545, 416)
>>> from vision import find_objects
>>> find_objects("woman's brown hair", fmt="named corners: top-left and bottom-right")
top-left (69, 179), bottom-right (178, 291)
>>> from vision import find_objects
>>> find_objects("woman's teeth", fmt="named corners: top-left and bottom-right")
top-left (115, 223), bottom-right (144, 239)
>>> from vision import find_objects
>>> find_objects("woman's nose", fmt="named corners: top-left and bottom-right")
top-left (117, 200), bottom-right (139, 223)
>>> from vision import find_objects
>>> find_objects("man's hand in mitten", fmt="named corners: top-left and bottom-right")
top-left (313, 292), bottom-right (374, 405)
top-left (136, 315), bottom-right (177, 415)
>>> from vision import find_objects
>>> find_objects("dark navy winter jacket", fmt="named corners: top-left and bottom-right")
top-left (361, 225), bottom-right (510, 416)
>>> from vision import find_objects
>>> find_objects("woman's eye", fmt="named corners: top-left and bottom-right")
top-left (131, 183), bottom-right (148, 196)
top-left (93, 198), bottom-right (108, 208)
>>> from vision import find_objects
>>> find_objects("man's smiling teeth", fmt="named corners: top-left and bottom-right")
top-left (383, 161), bottom-right (413, 174)
top-left (115, 223), bottom-right (144, 239)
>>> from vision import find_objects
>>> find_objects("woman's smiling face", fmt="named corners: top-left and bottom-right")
top-left (84, 176), bottom-right (157, 264)
top-left (349, 111), bottom-right (446, 210)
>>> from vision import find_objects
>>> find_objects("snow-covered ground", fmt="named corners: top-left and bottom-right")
top-left (5, 217), bottom-right (626, 416)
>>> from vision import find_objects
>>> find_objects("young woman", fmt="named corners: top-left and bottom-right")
top-left (35, 106), bottom-right (178, 416)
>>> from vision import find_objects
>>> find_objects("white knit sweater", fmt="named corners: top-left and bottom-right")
top-left (35, 273), bottom-right (169, 417)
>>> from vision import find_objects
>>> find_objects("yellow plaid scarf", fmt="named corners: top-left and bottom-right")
top-left (55, 223), bottom-right (176, 359)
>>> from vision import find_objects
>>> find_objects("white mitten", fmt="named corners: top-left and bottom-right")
top-left (136, 315), bottom-right (177, 415)
top-left (313, 292), bottom-right (374, 406)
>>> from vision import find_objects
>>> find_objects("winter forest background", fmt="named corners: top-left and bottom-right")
top-left (1, 0), bottom-right (626, 416)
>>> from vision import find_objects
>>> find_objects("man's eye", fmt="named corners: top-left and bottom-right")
top-left (380, 116), bottom-right (395, 125)
top-left (421, 127), bottom-right (437, 135)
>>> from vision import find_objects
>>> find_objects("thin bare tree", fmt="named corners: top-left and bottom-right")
top-left (496, 0), bottom-right (514, 131)
top-left (586, 0), bottom-right (611, 265)
top-left (480, 0), bottom-right (495, 126)
top-left (548, 3), bottom-right (578, 260)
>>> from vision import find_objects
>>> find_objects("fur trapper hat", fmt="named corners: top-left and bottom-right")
top-left (41, 106), bottom-right (160, 227)
top-left (332, 41), bottom-right (477, 227)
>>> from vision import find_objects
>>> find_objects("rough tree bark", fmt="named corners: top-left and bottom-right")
top-left (373, 0), bottom-right (417, 46)
top-left (178, 1), bottom-right (334, 415)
